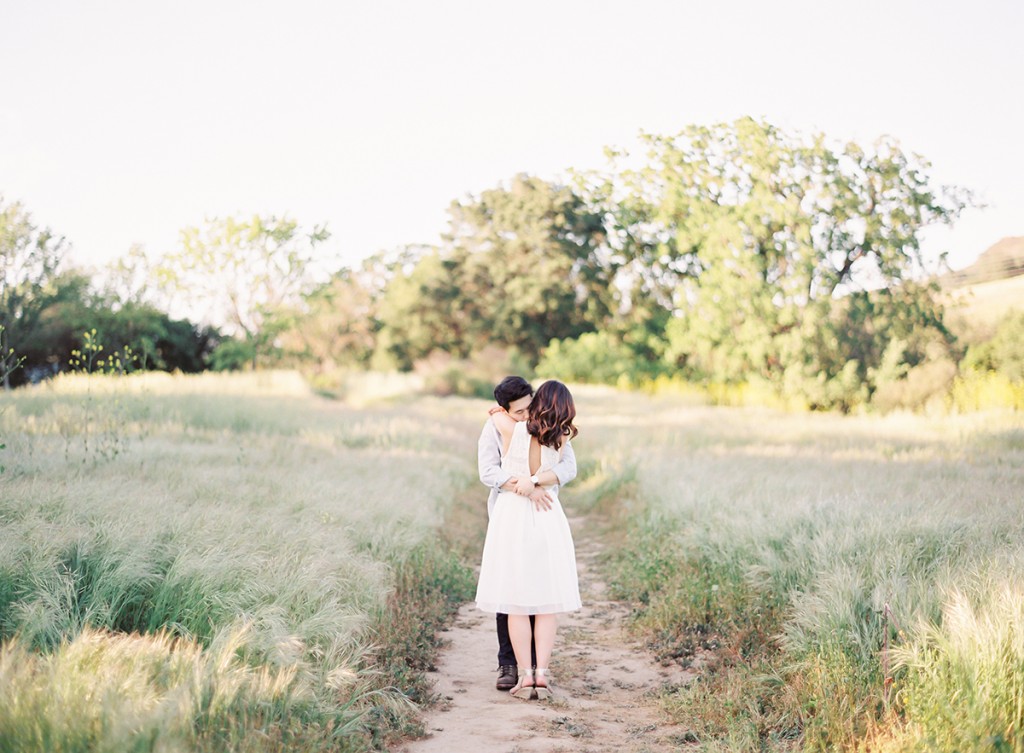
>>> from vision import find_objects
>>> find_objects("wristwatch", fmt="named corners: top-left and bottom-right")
top-left (530, 474), bottom-right (540, 485)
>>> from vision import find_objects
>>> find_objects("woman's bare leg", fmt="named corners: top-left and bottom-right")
top-left (532, 613), bottom-right (558, 685)
top-left (508, 614), bottom-right (535, 684)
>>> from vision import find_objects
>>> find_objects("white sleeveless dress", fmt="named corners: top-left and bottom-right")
top-left (475, 421), bottom-right (581, 615)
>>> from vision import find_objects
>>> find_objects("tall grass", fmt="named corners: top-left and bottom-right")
top-left (569, 389), bottom-right (1024, 751)
top-left (5, 373), bottom-right (1021, 750)
top-left (0, 370), bottom-right (481, 752)
top-left (890, 582), bottom-right (1024, 751)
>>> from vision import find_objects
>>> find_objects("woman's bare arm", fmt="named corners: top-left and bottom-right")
top-left (490, 406), bottom-right (517, 450)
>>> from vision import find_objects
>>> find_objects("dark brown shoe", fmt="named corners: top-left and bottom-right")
top-left (496, 665), bottom-right (518, 691)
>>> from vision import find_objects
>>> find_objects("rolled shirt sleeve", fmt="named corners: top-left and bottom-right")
top-left (551, 439), bottom-right (577, 487)
top-left (478, 419), bottom-right (511, 491)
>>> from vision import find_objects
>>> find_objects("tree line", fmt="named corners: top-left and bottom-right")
top-left (3, 118), bottom-right (1021, 410)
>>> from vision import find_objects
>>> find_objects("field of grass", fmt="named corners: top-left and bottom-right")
top-left (0, 370), bottom-right (487, 752)
top-left (569, 387), bottom-right (1024, 751)
top-left (2, 374), bottom-right (1022, 752)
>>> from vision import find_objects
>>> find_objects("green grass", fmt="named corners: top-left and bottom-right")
top-left (568, 388), bottom-right (1024, 751)
top-left (3, 375), bottom-right (1022, 751)
top-left (0, 371), bottom-right (482, 752)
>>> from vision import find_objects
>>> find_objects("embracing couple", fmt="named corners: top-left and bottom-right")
top-left (475, 376), bottom-right (581, 700)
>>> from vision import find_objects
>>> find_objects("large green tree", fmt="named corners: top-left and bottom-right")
top-left (280, 264), bottom-right (383, 372)
top-left (34, 290), bottom-right (216, 376)
top-left (582, 118), bottom-right (970, 404)
top-left (375, 175), bottom-right (615, 367)
top-left (374, 249), bottom-right (465, 368)
top-left (0, 197), bottom-right (70, 388)
top-left (158, 215), bottom-right (330, 368)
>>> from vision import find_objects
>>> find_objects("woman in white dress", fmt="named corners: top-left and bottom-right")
top-left (475, 380), bottom-right (581, 699)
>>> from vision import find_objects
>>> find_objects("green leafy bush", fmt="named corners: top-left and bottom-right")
top-left (537, 331), bottom-right (658, 385)
top-left (962, 311), bottom-right (1024, 382)
top-left (210, 338), bottom-right (256, 371)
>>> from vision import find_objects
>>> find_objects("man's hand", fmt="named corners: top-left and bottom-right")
top-left (512, 476), bottom-right (535, 496)
top-left (529, 487), bottom-right (554, 512)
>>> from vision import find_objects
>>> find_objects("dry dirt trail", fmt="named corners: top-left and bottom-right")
top-left (399, 514), bottom-right (698, 753)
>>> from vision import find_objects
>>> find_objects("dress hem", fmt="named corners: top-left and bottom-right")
top-left (476, 601), bottom-right (582, 615)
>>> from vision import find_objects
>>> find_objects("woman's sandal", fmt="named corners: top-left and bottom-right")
top-left (534, 668), bottom-right (553, 700)
top-left (509, 667), bottom-right (536, 700)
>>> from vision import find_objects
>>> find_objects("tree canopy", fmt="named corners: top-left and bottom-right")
top-left (158, 215), bottom-right (331, 367)
top-left (0, 198), bottom-right (71, 385)
top-left (375, 175), bottom-right (615, 367)
top-left (6, 117), bottom-right (1001, 412)
top-left (575, 118), bottom-right (971, 405)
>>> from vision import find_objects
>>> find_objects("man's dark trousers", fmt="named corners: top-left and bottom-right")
top-left (496, 613), bottom-right (537, 666)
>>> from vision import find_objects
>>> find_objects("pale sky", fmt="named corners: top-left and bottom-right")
top-left (2, 0), bottom-right (1022, 276)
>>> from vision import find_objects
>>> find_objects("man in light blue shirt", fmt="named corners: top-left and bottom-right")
top-left (477, 376), bottom-right (577, 691)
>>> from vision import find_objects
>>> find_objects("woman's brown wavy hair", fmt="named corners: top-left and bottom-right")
top-left (527, 380), bottom-right (578, 449)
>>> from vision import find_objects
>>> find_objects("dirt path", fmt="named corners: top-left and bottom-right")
top-left (400, 515), bottom-right (697, 753)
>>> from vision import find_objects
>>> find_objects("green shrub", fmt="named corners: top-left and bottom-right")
top-left (537, 331), bottom-right (657, 385)
top-left (783, 358), bottom-right (869, 413)
top-left (210, 339), bottom-right (256, 371)
top-left (986, 311), bottom-right (1024, 382)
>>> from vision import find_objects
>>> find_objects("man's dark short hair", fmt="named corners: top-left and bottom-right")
top-left (494, 376), bottom-right (533, 409)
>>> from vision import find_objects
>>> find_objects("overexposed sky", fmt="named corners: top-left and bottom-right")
top-left (2, 0), bottom-right (1022, 274)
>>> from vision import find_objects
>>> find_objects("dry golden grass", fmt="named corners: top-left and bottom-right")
top-left (569, 388), bottom-right (1024, 751)
top-left (0, 371), bottom-right (485, 752)
top-left (944, 274), bottom-right (1024, 342)
top-left (2, 373), bottom-right (1021, 751)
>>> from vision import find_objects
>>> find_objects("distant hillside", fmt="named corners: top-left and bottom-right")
top-left (944, 236), bottom-right (1024, 287)
top-left (944, 274), bottom-right (1024, 343)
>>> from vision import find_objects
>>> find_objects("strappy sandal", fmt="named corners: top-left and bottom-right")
top-left (509, 667), bottom-right (536, 700)
top-left (534, 667), bottom-right (553, 700)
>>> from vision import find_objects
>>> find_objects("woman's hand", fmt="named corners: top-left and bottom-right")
top-left (529, 487), bottom-right (554, 512)
top-left (512, 476), bottom-right (535, 496)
